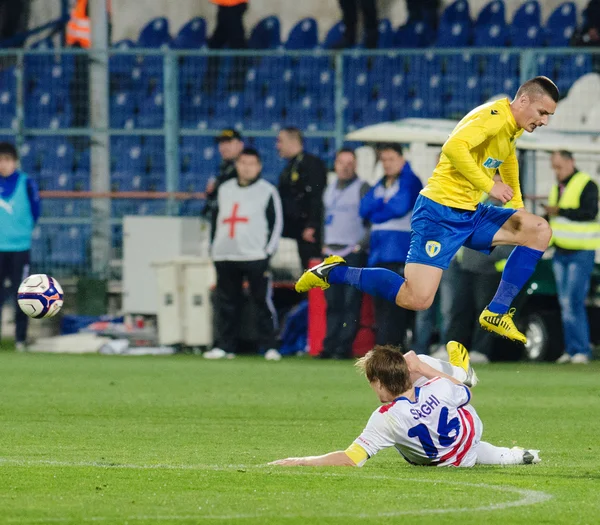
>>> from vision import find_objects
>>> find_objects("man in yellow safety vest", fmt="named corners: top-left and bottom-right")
top-left (543, 150), bottom-right (600, 364)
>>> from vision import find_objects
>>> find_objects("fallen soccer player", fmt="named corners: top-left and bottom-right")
top-left (270, 343), bottom-right (540, 468)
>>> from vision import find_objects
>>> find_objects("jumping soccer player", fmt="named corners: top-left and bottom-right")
top-left (295, 77), bottom-right (559, 344)
top-left (270, 344), bottom-right (540, 468)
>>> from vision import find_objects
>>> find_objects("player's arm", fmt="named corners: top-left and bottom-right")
top-left (441, 117), bottom-right (505, 194)
top-left (269, 450), bottom-right (359, 467)
top-left (498, 151), bottom-right (524, 209)
top-left (403, 350), bottom-right (470, 389)
top-left (270, 411), bottom-right (393, 467)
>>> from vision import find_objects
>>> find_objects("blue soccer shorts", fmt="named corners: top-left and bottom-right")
top-left (406, 195), bottom-right (517, 270)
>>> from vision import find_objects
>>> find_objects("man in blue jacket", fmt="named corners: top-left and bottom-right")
top-left (0, 142), bottom-right (41, 350)
top-left (359, 144), bottom-right (422, 346)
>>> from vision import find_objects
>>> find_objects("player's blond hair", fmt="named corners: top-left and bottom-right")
top-left (355, 345), bottom-right (412, 396)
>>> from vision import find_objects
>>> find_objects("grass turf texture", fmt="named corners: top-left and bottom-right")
top-left (0, 351), bottom-right (599, 524)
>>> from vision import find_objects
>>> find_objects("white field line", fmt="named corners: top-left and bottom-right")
top-left (0, 458), bottom-right (552, 522)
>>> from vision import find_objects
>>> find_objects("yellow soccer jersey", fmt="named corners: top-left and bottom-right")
top-left (421, 98), bottom-right (525, 211)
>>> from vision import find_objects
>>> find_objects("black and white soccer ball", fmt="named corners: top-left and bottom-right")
top-left (17, 274), bottom-right (64, 319)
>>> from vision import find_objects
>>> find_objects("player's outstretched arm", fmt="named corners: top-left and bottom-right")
top-left (404, 350), bottom-right (469, 389)
top-left (269, 450), bottom-right (357, 467)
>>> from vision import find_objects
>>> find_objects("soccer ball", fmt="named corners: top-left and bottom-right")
top-left (17, 274), bottom-right (64, 319)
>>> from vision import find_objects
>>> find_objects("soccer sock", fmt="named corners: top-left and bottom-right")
top-left (328, 266), bottom-right (404, 304)
top-left (418, 355), bottom-right (468, 383)
top-left (488, 246), bottom-right (544, 314)
top-left (475, 442), bottom-right (529, 465)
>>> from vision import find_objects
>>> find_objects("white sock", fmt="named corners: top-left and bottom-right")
top-left (475, 441), bottom-right (526, 465)
top-left (418, 354), bottom-right (468, 383)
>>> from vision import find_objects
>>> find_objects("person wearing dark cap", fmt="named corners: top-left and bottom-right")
top-left (276, 127), bottom-right (328, 271)
top-left (359, 143), bottom-right (422, 348)
top-left (202, 129), bottom-right (244, 222)
top-left (0, 142), bottom-right (41, 351)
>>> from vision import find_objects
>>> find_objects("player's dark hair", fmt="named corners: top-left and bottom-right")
top-left (378, 143), bottom-right (404, 157)
top-left (355, 345), bottom-right (412, 396)
top-left (239, 147), bottom-right (261, 161)
top-left (336, 147), bottom-right (356, 158)
top-left (281, 126), bottom-right (304, 145)
top-left (0, 142), bottom-right (18, 160)
top-left (517, 76), bottom-right (560, 103)
top-left (554, 150), bottom-right (574, 160)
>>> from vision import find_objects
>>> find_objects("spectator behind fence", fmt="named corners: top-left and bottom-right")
top-left (320, 148), bottom-right (371, 360)
top-left (575, 0), bottom-right (600, 45)
top-left (208, 0), bottom-right (248, 49)
top-left (543, 151), bottom-right (600, 364)
top-left (0, 143), bottom-right (40, 351)
top-left (277, 127), bottom-right (328, 271)
top-left (359, 144), bottom-right (422, 347)
top-left (335, 0), bottom-right (378, 49)
top-left (444, 176), bottom-right (514, 364)
top-left (202, 128), bottom-right (243, 222)
top-left (406, 0), bottom-right (440, 29)
top-left (205, 147), bottom-right (283, 361)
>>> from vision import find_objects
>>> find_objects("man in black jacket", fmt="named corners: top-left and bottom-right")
top-left (202, 128), bottom-right (243, 222)
top-left (276, 127), bottom-right (328, 271)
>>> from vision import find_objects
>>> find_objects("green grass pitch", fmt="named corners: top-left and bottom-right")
top-left (0, 349), bottom-right (599, 524)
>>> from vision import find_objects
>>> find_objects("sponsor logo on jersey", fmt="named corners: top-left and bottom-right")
top-left (490, 109), bottom-right (499, 115)
top-left (425, 241), bottom-right (441, 258)
top-left (483, 156), bottom-right (504, 169)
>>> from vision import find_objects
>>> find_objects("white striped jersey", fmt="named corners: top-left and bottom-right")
top-left (353, 378), bottom-right (482, 467)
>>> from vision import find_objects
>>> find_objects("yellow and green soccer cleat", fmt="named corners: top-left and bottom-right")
top-left (446, 341), bottom-right (478, 388)
top-left (479, 307), bottom-right (527, 345)
top-left (294, 255), bottom-right (346, 293)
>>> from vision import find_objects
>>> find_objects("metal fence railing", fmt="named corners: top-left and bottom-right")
top-left (0, 47), bottom-right (598, 281)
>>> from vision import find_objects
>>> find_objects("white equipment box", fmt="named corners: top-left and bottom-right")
top-left (152, 257), bottom-right (216, 346)
top-left (123, 217), bottom-right (208, 315)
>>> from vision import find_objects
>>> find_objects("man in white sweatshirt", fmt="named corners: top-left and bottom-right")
top-left (205, 147), bottom-right (284, 360)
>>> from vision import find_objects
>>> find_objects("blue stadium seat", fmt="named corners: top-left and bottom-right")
top-left (284, 95), bottom-right (319, 129)
top-left (179, 199), bottom-right (205, 217)
top-left (110, 91), bottom-right (138, 129)
top-left (0, 87), bottom-right (15, 126)
top-left (474, 24), bottom-right (508, 46)
top-left (476, 0), bottom-right (505, 26)
top-left (251, 137), bottom-right (284, 180)
top-left (137, 200), bottom-right (166, 216)
top-left (248, 94), bottom-right (283, 129)
top-left (545, 3), bottom-right (577, 46)
top-left (303, 137), bottom-right (326, 158)
top-left (210, 93), bottom-right (246, 130)
top-left (323, 21), bottom-right (345, 49)
top-left (171, 17), bottom-right (206, 49)
top-left (140, 55), bottom-right (164, 96)
top-left (180, 172), bottom-right (205, 192)
top-left (376, 19), bottom-right (394, 48)
top-left (179, 56), bottom-right (207, 96)
top-left (510, 24), bottom-right (544, 47)
top-left (482, 52), bottom-right (519, 77)
top-left (138, 17), bottom-right (171, 48)
top-left (557, 53), bottom-right (593, 93)
top-left (137, 93), bottom-right (164, 128)
top-left (24, 90), bottom-right (71, 129)
top-left (512, 0), bottom-right (540, 27)
top-left (285, 18), bottom-right (318, 50)
top-left (0, 67), bottom-right (16, 91)
top-left (49, 225), bottom-right (88, 267)
top-left (481, 74), bottom-right (519, 97)
top-left (19, 139), bottom-right (38, 173)
top-left (394, 21), bottom-right (435, 48)
top-left (356, 97), bottom-right (391, 127)
top-left (42, 199), bottom-right (67, 218)
top-left (39, 168), bottom-right (73, 191)
top-left (111, 170), bottom-right (146, 192)
top-left (180, 92), bottom-right (211, 129)
top-left (144, 137), bottom-right (165, 172)
top-left (110, 40), bottom-right (138, 86)
top-left (444, 76), bottom-right (485, 118)
top-left (436, 22), bottom-right (471, 47)
top-left (440, 0), bottom-right (472, 25)
top-left (43, 141), bottom-right (75, 172)
top-left (63, 199), bottom-right (91, 218)
top-left (113, 142), bottom-right (145, 173)
top-left (248, 16), bottom-right (281, 49)
top-left (535, 54), bottom-right (560, 79)
top-left (180, 137), bottom-right (218, 174)
top-left (444, 52), bottom-right (480, 77)
top-left (73, 169), bottom-right (90, 191)
top-left (111, 136), bottom-right (141, 157)
top-left (148, 172), bottom-right (166, 192)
